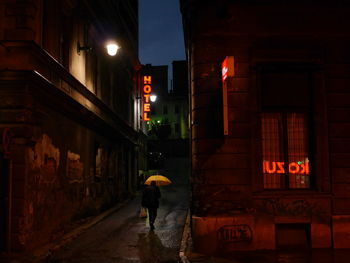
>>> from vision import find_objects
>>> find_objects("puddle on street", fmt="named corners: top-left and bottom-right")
top-left (137, 231), bottom-right (179, 263)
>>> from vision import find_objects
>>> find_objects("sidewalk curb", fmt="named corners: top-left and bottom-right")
top-left (32, 198), bottom-right (134, 262)
top-left (179, 210), bottom-right (191, 263)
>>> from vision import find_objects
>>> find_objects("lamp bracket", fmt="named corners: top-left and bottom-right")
top-left (77, 41), bottom-right (92, 55)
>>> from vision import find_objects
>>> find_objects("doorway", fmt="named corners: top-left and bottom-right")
top-left (276, 223), bottom-right (311, 249)
top-left (0, 154), bottom-right (8, 251)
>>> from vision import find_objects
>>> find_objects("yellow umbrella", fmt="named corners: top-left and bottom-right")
top-left (144, 174), bottom-right (172, 186)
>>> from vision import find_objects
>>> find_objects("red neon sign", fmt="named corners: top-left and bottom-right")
top-left (263, 161), bottom-right (309, 175)
top-left (221, 56), bottom-right (234, 82)
top-left (221, 56), bottom-right (234, 135)
top-left (143, 75), bottom-right (152, 121)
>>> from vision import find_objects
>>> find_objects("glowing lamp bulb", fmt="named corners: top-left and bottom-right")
top-left (150, 94), bottom-right (157, 102)
top-left (106, 43), bottom-right (120, 56)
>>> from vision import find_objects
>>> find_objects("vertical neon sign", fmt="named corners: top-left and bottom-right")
top-left (143, 75), bottom-right (152, 121)
top-left (221, 56), bottom-right (234, 135)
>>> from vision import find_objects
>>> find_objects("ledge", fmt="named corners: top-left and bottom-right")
top-left (0, 40), bottom-right (140, 144)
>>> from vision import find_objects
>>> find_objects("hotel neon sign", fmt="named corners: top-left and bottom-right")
top-left (143, 75), bottom-right (152, 121)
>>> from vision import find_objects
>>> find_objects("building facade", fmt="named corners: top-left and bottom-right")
top-left (0, 0), bottom-right (145, 253)
top-left (141, 63), bottom-right (189, 158)
top-left (181, 0), bottom-right (350, 254)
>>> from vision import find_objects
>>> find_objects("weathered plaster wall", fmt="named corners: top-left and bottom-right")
top-left (192, 197), bottom-right (332, 253)
top-left (0, 0), bottom-right (141, 253)
top-left (11, 102), bottom-right (132, 251)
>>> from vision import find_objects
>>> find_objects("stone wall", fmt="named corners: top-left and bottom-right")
top-left (181, 0), bottom-right (350, 252)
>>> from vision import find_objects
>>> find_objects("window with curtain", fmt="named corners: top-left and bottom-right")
top-left (260, 70), bottom-right (311, 190)
top-left (262, 112), bottom-right (310, 189)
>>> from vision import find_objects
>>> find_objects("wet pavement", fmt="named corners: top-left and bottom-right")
top-left (4, 156), bottom-right (350, 263)
top-left (48, 157), bottom-right (190, 263)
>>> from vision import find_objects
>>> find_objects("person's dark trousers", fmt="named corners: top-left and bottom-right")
top-left (148, 207), bottom-right (158, 229)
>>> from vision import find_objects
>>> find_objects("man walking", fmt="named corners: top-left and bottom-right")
top-left (141, 181), bottom-right (161, 230)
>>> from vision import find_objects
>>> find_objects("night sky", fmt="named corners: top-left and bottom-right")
top-left (139, 0), bottom-right (186, 68)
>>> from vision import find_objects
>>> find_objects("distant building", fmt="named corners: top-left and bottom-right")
top-left (0, 0), bottom-right (145, 253)
top-left (181, 0), bottom-right (350, 254)
top-left (141, 62), bottom-right (189, 157)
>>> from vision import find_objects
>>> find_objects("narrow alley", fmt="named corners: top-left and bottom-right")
top-left (48, 157), bottom-right (189, 263)
top-left (2, 1), bottom-right (350, 262)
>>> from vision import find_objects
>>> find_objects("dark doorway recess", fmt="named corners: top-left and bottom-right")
top-left (276, 223), bottom-right (311, 249)
top-left (0, 154), bottom-right (8, 251)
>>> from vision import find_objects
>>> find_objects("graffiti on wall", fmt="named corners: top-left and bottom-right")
top-left (27, 134), bottom-right (60, 184)
top-left (218, 224), bottom-right (253, 243)
top-left (259, 199), bottom-right (328, 222)
top-left (95, 146), bottom-right (107, 179)
top-left (67, 151), bottom-right (84, 183)
top-left (26, 134), bottom-right (61, 237)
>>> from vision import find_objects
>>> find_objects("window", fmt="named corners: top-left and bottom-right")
top-left (260, 69), bottom-right (311, 189)
top-left (262, 112), bottom-right (310, 189)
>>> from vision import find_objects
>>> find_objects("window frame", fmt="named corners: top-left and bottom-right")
top-left (255, 63), bottom-right (317, 192)
top-left (261, 110), bottom-right (312, 190)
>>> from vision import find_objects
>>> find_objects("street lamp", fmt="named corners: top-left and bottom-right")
top-left (106, 42), bottom-right (120, 56)
top-left (77, 41), bottom-right (120, 56)
top-left (150, 94), bottom-right (157, 102)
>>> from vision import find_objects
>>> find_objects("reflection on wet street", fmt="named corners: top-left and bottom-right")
top-left (50, 157), bottom-right (189, 263)
top-left (137, 232), bottom-right (178, 263)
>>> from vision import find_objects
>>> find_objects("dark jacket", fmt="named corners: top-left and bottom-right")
top-left (141, 185), bottom-right (161, 208)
